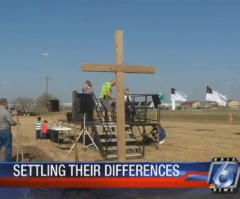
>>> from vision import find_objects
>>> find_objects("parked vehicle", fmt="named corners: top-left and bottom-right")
top-left (8, 108), bottom-right (15, 115)
top-left (147, 101), bottom-right (154, 108)
top-left (159, 105), bottom-right (169, 110)
top-left (139, 101), bottom-right (147, 106)
top-left (16, 110), bottom-right (24, 116)
top-left (8, 108), bottom-right (38, 116)
top-left (133, 102), bottom-right (141, 107)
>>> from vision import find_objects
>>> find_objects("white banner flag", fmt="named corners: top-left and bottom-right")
top-left (170, 87), bottom-right (187, 102)
top-left (206, 86), bottom-right (227, 106)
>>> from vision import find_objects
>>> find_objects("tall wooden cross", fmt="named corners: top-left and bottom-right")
top-left (82, 30), bottom-right (156, 161)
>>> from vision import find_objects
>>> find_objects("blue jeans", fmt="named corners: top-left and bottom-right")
top-left (152, 127), bottom-right (166, 141)
top-left (42, 133), bottom-right (47, 139)
top-left (159, 127), bottom-right (166, 141)
top-left (0, 130), bottom-right (12, 162)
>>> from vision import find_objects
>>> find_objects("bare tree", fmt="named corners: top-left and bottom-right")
top-left (12, 97), bottom-right (35, 111)
top-left (36, 92), bottom-right (59, 113)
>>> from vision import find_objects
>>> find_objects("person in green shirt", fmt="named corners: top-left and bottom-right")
top-left (99, 80), bottom-right (116, 122)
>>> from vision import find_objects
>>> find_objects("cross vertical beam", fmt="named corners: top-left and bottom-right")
top-left (81, 30), bottom-right (156, 161)
top-left (115, 30), bottom-right (126, 161)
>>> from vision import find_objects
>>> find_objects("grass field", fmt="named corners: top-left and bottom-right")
top-left (0, 109), bottom-right (239, 164)
top-left (148, 109), bottom-right (240, 124)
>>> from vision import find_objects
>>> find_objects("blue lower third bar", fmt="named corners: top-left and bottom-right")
top-left (186, 175), bottom-right (208, 181)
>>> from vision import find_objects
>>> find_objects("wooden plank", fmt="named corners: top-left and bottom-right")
top-left (82, 63), bottom-right (156, 74)
top-left (115, 30), bottom-right (126, 162)
top-left (74, 124), bottom-right (79, 162)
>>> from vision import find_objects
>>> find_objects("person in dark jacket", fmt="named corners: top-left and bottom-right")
top-left (124, 88), bottom-right (133, 122)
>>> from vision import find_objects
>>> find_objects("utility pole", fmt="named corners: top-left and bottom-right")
top-left (45, 76), bottom-right (50, 99)
top-left (45, 77), bottom-right (50, 112)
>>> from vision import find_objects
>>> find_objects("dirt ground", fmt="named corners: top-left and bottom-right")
top-left (1, 112), bottom-right (240, 199)
top-left (2, 111), bottom-right (239, 162)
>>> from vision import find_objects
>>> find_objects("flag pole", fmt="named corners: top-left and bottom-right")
top-left (169, 87), bottom-right (172, 128)
top-left (205, 84), bottom-right (208, 131)
top-left (169, 103), bottom-right (172, 128)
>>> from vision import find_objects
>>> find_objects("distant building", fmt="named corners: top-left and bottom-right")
top-left (200, 101), bottom-right (218, 108)
top-left (200, 100), bottom-right (239, 109)
top-left (227, 100), bottom-right (239, 109)
top-left (180, 101), bottom-right (200, 109)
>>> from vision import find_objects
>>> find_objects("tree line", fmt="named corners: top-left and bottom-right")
top-left (10, 93), bottom-right (59, 114)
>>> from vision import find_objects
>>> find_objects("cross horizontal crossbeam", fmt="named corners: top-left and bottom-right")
top-left (82, 63), bottom-right (156, 74)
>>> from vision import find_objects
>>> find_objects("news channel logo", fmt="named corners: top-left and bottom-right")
top-left (208, 157), bottom-right (240, 193)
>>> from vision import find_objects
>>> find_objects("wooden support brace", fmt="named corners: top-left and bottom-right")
top-left (74, 124), bottom-right (79, 162)
top-left (15, 116), bottom-right (24, 162)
